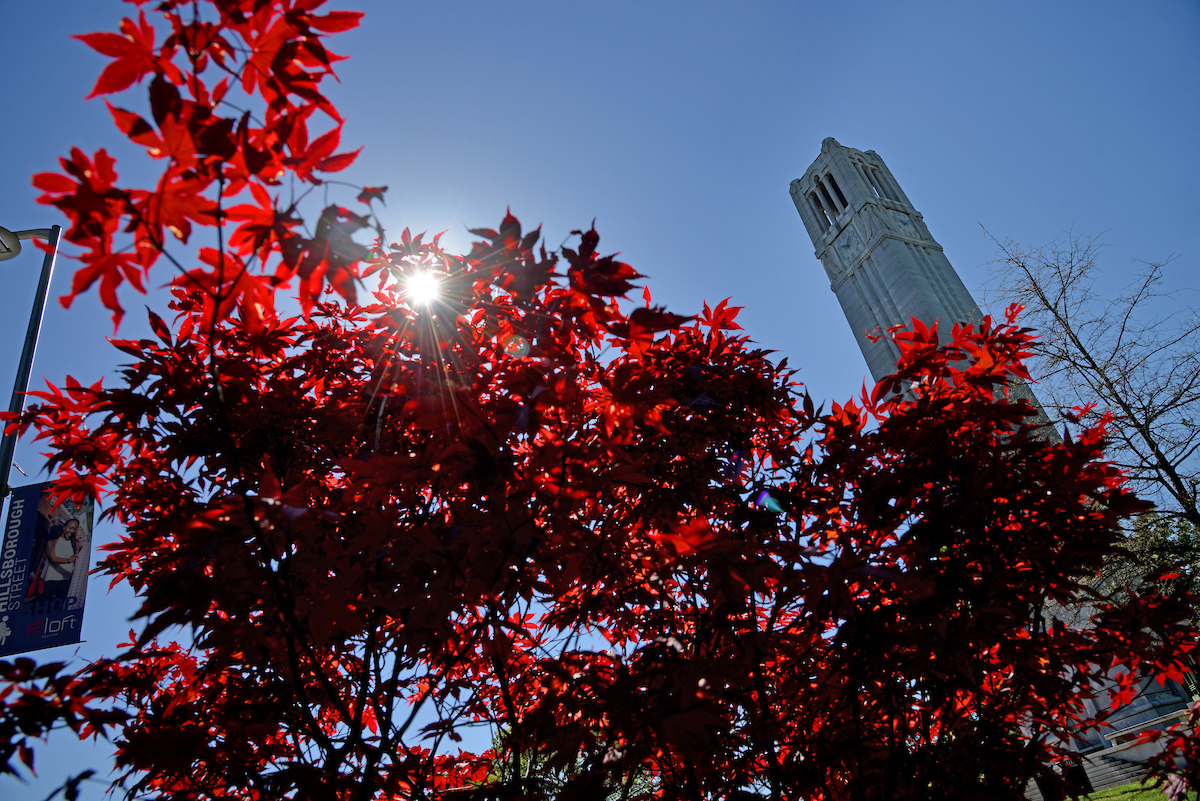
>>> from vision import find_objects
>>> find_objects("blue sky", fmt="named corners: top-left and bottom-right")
top-left (1, 1), bottom-right (1198, 797)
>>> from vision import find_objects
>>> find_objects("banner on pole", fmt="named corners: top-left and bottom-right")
top-left (0, 482), bottom-right (94, 657)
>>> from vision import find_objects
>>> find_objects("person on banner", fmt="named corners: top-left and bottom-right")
top-left (24, 495), bottom-right (72, 598)
top-left (38, 518), bottom-right (83, 602)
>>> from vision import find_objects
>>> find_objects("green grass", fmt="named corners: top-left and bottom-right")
top-left (1084, 779), bottom-right (1198, 800)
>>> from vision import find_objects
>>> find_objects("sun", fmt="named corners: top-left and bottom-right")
top-left (405, 271), bottom-right (441, 306)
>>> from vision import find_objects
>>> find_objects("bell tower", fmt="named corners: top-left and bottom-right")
top-left (790, 138), bottom-right (983, 384)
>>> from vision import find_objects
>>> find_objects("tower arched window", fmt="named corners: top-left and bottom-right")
top-left (825, 173), bottom-right (849, 210)
top-left (808, 190), bottom-right (831, 231)
top-left (817, 181), bottom-right (839, 217)
top-left (866, 165), bottom-right (893, 201)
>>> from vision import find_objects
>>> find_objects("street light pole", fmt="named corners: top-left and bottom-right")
top-left (0, 224), bottom-right (62, 499)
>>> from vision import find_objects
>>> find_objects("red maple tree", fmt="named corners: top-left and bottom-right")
top-left (2, 2), bottom-right (1198, 799)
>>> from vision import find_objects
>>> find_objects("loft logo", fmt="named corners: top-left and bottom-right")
top-left (24, 615), bottom-right (78, 638)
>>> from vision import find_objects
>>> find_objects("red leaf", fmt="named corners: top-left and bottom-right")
top-left (88, 58), bottom-right (149, 98)
top-left (356, 185), bottom-right (387, 205)
top-left (317, 147), bottom-right (361, 173)
top-left (76, 13), bottom-right (166, 98)
top-left (308, 11), bottom-right (364, 33)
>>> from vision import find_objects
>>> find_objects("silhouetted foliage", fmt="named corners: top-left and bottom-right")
top-left (2, 3), bottom-right (1198, 799)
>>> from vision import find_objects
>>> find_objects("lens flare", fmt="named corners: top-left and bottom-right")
top-left (753, 491), bottom-right (785, 514)
top-left (502, 334), bottom-right (530, 358)
top-left (406, 272), bottom-right (440, 305)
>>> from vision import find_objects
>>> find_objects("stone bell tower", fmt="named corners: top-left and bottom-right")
top-left (790, 138), bottom-right (984, 384)
top-left (791, 138), bottom-right (1058, 435)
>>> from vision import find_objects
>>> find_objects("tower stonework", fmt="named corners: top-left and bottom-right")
top-left (791, 138), bottom-right (983, 384)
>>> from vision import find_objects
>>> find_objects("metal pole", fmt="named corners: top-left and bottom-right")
top-left (0, 224), bottom-right (61, 498)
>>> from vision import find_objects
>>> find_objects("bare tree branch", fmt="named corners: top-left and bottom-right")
top-left (987, 232), bottom-right (1200, 528)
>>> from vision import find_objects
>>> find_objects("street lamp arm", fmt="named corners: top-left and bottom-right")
top-left (0, 224), bottom-right (62, 499)
top-left (0, 227), bottom-right (55, 263)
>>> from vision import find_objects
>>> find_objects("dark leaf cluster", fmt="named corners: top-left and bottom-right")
top-left (2, 3), bottom-right (1198, 800)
